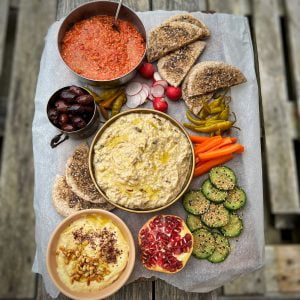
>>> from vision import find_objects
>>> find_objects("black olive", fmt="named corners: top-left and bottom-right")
top-left (69, 85), bottom-right (85, 96)
top-left (60, 90), bottom-right (77, 101)
top-left (61, 123), bottom-right (75, 132)
top-left (55, 100), bottom-right (69, 113)
top-left (48, 108), bottom-right (58, 121)
top-left (67, 104), bottom-right (83, 113)
top-left (58, 113), bottom-right (69, 125)
top-left (76, 94), bottom-right (94, 105)
top-left (72, 116), bottom-right (86, 129)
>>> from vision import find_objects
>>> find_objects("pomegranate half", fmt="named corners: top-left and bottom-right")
top-left (138, 215), bottom-right (193, 273)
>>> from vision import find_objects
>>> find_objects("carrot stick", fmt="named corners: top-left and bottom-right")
top-left (190, 136), bottom-right (210, 143)
top-left (198, 144), bottom-right (244, 161)
top-left (230, 137), bottom-right (237, 143)
top-left (193, 154), bottom-right (233, 177)
top-left (235, 145), bottom-right (245, 153)
top-left (195, 136), bottom-right (222, 154)
top-left (208, 137), bottom-right (233, 151)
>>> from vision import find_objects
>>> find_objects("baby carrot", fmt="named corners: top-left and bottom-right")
top-left (208, 137), bottom-right (233, 151)
top-left (198, 144), bottom-right (244, 161)
top-left (195, 136), bottom-right (222, 154)
top-left (189, 136), bottom-right (210, 143)
top-left (193, 154), bottom-right (233, 177)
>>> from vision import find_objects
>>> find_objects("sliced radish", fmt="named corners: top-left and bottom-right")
top-left (153, 80), bottom-right (168, 89)
top-left (150, 85), bottom-right (165, 98)
top-left (153, 72), bottom-right (162, 81)
top-left (139, 88), bottom-right (148, 104)
top-left (142, 83), bottom-right (151, 95)
top-left (126, 82), bottom-right (143, 96)
top-left (126, 94), bottom-right (142, 108)
top-left (148, 93), bottom-right (154, 101)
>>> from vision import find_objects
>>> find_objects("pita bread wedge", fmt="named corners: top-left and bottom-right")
top-left (157, 41), bottom-right (206, 87)
top-left (147, 21), bottom-right (205, 62)
top-left (52, 176), bottom-right (114, 217)
top-left (65, 144), bottom-right (106, 204)
top-left (163, 13), bottom-right (210, 38)
top-left (187, 61), bottom-right (247, 97)
top-left (182, 70), bottom-right (213, 114)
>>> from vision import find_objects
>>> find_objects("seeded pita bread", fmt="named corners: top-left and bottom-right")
top-left (52, 176), bottom-right (114, 217)
top-left (147, 21), bottom-right (206, 62)
top-left (158, 41), bottom-right (206, 87)
top-left (65, 144), bottom-right (107, 204)
top-left (187, 61), bottom-right (247, 97)
top-left (182, 70), bottom-right (213, 115)
top-left (163, 13), bottom-right (210, 38)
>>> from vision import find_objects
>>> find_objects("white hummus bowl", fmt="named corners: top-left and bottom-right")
top-left (89, 109), bottom-right (195, 213)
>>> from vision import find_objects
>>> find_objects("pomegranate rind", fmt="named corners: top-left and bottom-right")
top-left (138, 215), bottom-right (194, 274)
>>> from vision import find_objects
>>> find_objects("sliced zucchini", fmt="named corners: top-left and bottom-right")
top-left (201, 203), bottom-right (230, 228)
top-left (183, 190), bottom-right (210, 215)
top-left (209, 166), bottom-right (236, 190)
top-left (208, 233), bottom-right (230, 263)
top-left (192, 229), bottom-right (216, 259)
top-left (201, 179), bottom-right (228, 203)
top-left (221, 214), bottom-right (243, 237)
top-left (224, 187), bottom-right (247, 210)
top-left (186, 214), bottom-right (208, 232)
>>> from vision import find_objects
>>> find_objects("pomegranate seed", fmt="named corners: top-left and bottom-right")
top-left (187, 240), bottom-right (192, 247)
top-left (185, 233), bottom-right (192, 240)
top-left (173, 247), bottom-right (182, 255)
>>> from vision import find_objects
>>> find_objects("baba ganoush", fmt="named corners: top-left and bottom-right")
top-left (93, 112), bottom-right (192, 209)
top-left (56, 214), bottom-right (129, 292)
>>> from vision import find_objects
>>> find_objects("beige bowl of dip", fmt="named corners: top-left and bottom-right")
top-left (89, 109), bottom-right (195, 213)
top-left (47, 209), bottom-right (135, 300)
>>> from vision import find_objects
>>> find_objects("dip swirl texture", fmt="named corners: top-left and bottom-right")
top-left (93, 113), bottom-right (192, 209)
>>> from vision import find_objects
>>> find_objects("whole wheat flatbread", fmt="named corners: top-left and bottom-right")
top-left (52, 176), bottom-right (114, 217)
top-left (163, 13), bottom-right (210, 38)
top-left (65, 144), bottom-right (107, 204)
top-left (182, 69), bottom-right (213, 114)
top-left (158, 41), bottom-right (206, 87)
top-left (187, 61), bottom-right (247, 97)
top-left (147, 21), bottom-right (206, 62)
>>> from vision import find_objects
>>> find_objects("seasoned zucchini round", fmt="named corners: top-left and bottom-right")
top-left (192, 229), bottom-right (216, 259)
top-left (208, 233), bottom-right (230, 263)
top-left (224, 187), bottom-right (247, 210)
top-left (186, 214), bottom-right (207, 232)
top-left (183, 190), bottom-right (210, 215)
top-left (201, 203), bottom-right (230, 228)
top-left (221, 214), bottom-right (243, 237)
top-left (201, 179), bottom-right (228, 203)
top-left (209, 166), bottom-right (236, 190)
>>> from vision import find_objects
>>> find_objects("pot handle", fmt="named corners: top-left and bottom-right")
top-left (50, 133), bottom-right (69, 148)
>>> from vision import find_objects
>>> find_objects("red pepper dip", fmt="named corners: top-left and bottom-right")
top-left (61, 15), bottom-right (145, 80)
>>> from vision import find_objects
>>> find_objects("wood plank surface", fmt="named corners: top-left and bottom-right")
top-left (253, 0), bottom-right (300, 214)
top-left (152, 0), bottom-right (206, 11)
top-left (208, 0), bottom-right (250, 15)
top-left (0, 0), bottom-right (9, 75)
top-left (285, 0), bottom-right (300, 123)
top-left (0, 0), bottom-right (57, 298)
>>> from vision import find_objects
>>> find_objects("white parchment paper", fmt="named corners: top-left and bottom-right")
top-left (32, 11), bottom-right (264, 298)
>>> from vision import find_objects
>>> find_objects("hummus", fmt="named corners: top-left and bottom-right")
top-left (93, 113), bottom-right (192, 209)
top-left (56, 214), bottom-right (129, 292)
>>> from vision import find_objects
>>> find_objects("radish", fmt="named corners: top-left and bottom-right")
top-left (150, 85), bottom-right (165, 98)
top-left (153, 72), bottom-right (162, 81)
top-left (126, 94), bottom-right (142, 108)
top-left (142, 83), bottom-right (150, 96)
top-left (153, 97), bottom-right (168, 112)
top-left (126, 81), bottom-right (143, 96)
top-left (139, 63), bottom-right (155, 79)
top-left (166, 86), bottom-right (182, 101)
top-left (153, 80), bottom-right (168, 89)
top-left (139, 88), bottom-right (148, 104)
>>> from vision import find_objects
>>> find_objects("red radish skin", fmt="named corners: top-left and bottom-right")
top-left (153, 97), bottom-right (168, 112)
top-left (153, 80), bottom-right (168, 89)
top-left (166, 86), bottom-right (182, 101)
top-left (138, 215), bottom-right (193, 273)
top-left (139, 63), bottom-right (155, 79)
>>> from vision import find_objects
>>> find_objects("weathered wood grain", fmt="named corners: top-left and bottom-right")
top-left (208, 0), bottom-right (250, 15)
top-left (56, 0), bottom-right (150, 20)
top-left (152, 0), bottom-right (206, 11)
top-left (155, 279), bottom-right (217, 300)
top-left (0, 0), bottom-right (57, 298)
top-left (253, 0), bottom-right (300, 214)
top-left (0, 0), bottom-right (9, 75)
top-left (285, 0), bottom-right (300, 125)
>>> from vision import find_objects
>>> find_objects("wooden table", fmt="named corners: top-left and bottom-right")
top-left (0, 0), bottom-right (299, 299)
